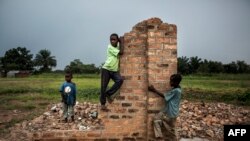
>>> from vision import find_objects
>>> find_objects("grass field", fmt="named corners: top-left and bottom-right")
top-left (0, 73), bottom-right (249, 136)
top-left (0, 73), bottom-right (249, 106)
top-left (0, 73), bottom-right (250, 109)
top-left (182, 73), bottom-right (250, 105)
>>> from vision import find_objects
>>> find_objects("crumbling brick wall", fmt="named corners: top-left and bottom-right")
top-left (119, 17), bottom-right (177, 140)
top-left (144, 18), bottom-right (177, 140)
top-left (33, 17), bottom-right (177, 141)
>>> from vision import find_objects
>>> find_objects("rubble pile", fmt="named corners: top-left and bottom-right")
top-left (7, 100), bottom-right (250, 140)
top-left (13, 102), bottom-right (103, 133)
top-left (177, 100), bottom-right (250, 139)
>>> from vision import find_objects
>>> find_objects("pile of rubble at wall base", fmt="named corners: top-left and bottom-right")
top-left (8, 100), bottom-right (250, 141)
top-left (177, 100), bottom-right (250, 140)
top-left (14, 102), bottom-right (103, 133)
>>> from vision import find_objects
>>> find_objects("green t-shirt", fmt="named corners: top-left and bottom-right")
top-left (102, 44), bottom-right (120, 72)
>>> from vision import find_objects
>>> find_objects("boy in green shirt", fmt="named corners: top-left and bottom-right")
top-left (100, 33), bottom-right (124, 111)
top-left (148, 74), bottom-right (182, 140)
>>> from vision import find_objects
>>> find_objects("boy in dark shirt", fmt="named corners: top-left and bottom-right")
top-left (59, 72), bottom-right (76, 122)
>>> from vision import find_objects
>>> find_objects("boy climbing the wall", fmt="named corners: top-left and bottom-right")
top-left (100, 33), bottom-right (124, 111)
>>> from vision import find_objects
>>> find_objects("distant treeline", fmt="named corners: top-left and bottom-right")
top-left (63, 59), bottom-right (100, 74)
top-left (1, 47), bottom-right (249, 76)
top-left (64, 57), bottom-right (250, 75)
top-left (0, 47), bottom-right (100, 76)
top-left (178, 56), bottom-right (250, 74)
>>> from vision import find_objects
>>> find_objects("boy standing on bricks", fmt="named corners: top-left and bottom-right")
top-left (60, 71), bottom-right (76, 122)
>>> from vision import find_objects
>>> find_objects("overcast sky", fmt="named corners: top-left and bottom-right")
top-left (1, 0), bottom-right (250, 70)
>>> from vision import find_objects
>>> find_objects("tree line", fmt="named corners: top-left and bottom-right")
top-left (178, 56), bottom-right (250, 74)
top-left (0, 47), bottom-right (99, 76)
top-left (1, 47), bottom-right (249, 77)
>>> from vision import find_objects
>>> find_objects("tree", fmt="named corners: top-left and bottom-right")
top-left (0, 57), bottom-right (3, 76)
top-left (224, 62), bottom-right (238, 73)
top-left (34, 49), bottom-right (57, 72)
top-left (197, 59), bottom-right (209, 73)
top-left (64, 59), bottom-right (99, 74)
top-left (1, 47), bottom-right (33, 76)
top-left (82, 63), bottom-right (99, 73)
top-left (177, 56), bottom-right (190, 74)
top-left (64, 59), bottom-right (84, 73)
top-left (207, 61), bottom-right (224, 73)
top-left (237, 61), bottom-right (249, 73)
top-left (189, 56), bottom-right (202, 73)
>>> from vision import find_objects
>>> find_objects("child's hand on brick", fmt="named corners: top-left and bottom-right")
top-left (148, 85), bottom-right (156, 92)
top-left (119, 36), bottom-right (124, 43)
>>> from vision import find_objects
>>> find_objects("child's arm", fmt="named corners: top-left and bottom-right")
top-left (59, 85), bottom-right (64, 102)
top-left (60, 92), bottom-right (64, 102)
top-left (119, 36), bottom-right (124, 55)
top-left (148, 85), bottom-right (164, 98)
top-left (73, 83), bottom-right (76, 106)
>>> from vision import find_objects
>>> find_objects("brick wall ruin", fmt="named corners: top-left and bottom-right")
top-left (33, 17), bottom-right (177, 140)
top-left (119, 17), bottom-right (178, 140)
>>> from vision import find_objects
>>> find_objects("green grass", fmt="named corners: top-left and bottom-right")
top-left (0, 73), bottom-right (103, 110)
top-left (183, 74), bottom-right (249, 93)
top-left (0, 73), bottom-right (249, 107)
top-left (182, 73), bottom-right (250, 105)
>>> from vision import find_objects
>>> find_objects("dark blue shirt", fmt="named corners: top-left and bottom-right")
top-left (59, 82), bottom-right (76, 105)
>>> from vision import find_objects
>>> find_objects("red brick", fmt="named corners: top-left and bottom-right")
top-left (113, 108), bottom-right (127, 113)
top-left (148, 43), bottom-right (163, 49)
top-left (158, 23), bottom-right (169, 30)
top-left (135, 102), bottom-right (146, 108)
top-left (42, 132), bottom-right (56, 138)
top-left (147, 49), bottom-right (156, 56)
top-left (148, 56), bottom-right (162, 63)
top-left (87, 132), bottom-right (101, 137)
top-left (139, 33), bottom-right (147, 38)
top-left (155, 37), bottom-right (170, 44)
top-left (148, 68), bottom-right (161, 74)
top-left (146, 17), bottom-right (162, 24)
top-left (164, 44), bottom-right (176, 49)
top-left (124, 32), bottom-right (137, 38)
top-left (154, 31), bottom-right (163, 37)
top-left (71, 132), bottom-right (87, 138)
top-left (127, 96), bottom-right (139, 101)
top-left (148, 75), bottom-right (156, 82)
top-left (169, 24), bottom-right (177, 32)
top-left (132, 89), bottom-right (146, 95)
top-left (120, 88), bottom-right (133, 93)
top-left (170, 37), bottom-right (177, 44)
top-left (130, 39), bottom-right (145, 45)
top-left (147, 37), bottom-right (155, 44)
